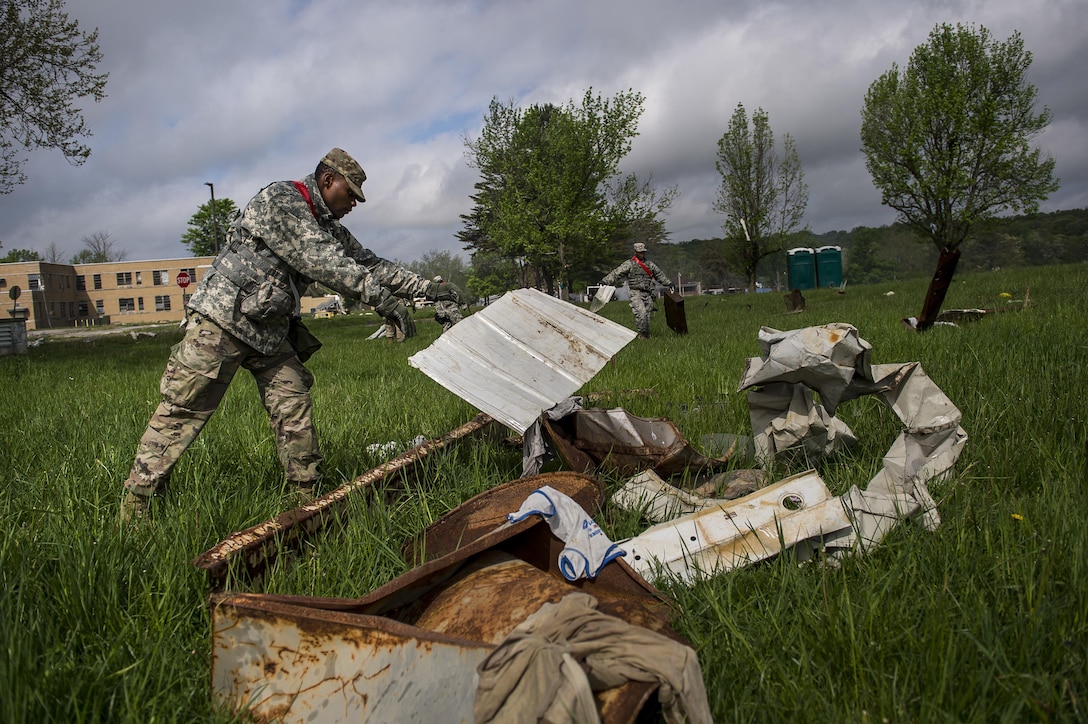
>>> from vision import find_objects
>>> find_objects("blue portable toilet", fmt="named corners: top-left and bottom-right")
top-left (786, 247), bottom-right (816, 290)
top-left (815, 245), bottom-right (843, 288)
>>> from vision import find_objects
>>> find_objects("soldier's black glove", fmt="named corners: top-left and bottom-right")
top-left (375, 292), bottom-right (416, 339)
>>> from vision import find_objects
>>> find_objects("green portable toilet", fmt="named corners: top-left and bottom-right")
top-left (815, 245), bottom-right (843, 288)
top-left (786, 247), bottom-right (816, 290)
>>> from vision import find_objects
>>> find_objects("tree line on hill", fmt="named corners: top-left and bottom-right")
top-left (650, 207), bottom-right (1088, 292)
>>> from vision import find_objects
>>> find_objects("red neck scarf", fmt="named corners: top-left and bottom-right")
top-left (293, 181), bottom-right (317, 219)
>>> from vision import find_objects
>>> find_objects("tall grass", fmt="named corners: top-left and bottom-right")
top-left (1, 266), bottom-right (1085, 722)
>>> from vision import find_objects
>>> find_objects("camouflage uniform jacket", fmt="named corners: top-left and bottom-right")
top-left (602, 257), bottom-right (672, 292)
top-left (188, 174), bottom-right (428, 354)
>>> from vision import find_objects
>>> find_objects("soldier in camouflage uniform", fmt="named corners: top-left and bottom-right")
top-left (121, 148), bottom-right (435, 522)
top-left (601, 242), bottom-right (674, 338)
top-left (429, 275), bottom-right (464, 332)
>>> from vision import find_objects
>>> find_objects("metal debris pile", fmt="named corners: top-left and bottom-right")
top-left (198, 291), bottom-right (967, 723)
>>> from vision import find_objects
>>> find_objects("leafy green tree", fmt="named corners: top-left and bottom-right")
top-left (600, 172), bottom-right (678, 280)
top-left (463, 249), bottom-right (518, 304)
top-left (403, 249), bottom-right (470, 291)
top-left (461, 89), bottom-right (648, 295)
top-left (0, 0), bottom-right (109, 194)
top-left (0, 247), bottom-right (40, 261)
top-left (844, 226), bottom-right (897, 284)
top-left (714, 103), bottom-right (809, 293)
top-left (860, 23), bottom-right (1058, 329)
top-left (181, 197), bottom-right (237, 256)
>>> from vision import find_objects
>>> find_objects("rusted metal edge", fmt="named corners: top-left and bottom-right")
top-left (191, 412), bottom-right (496, 590)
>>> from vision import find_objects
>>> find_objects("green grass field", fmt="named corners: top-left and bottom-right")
top-left (1, 264), bottom-right (1085, 722)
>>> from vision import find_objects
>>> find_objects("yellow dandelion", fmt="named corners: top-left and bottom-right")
top-left (999, 292), bottom-right (1012, 299)
top-left (1011, 513), bottom-right (1024, 521)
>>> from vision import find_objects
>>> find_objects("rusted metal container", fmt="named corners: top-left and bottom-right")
top-left (211, 473), bottom-right (684, 723)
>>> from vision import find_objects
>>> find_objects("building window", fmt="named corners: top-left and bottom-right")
top-left (138, 297), bottom-right (144, 311)
top-left (95, 300), bottom-right (104, 315)
top-left (68, 301), bottom-right (75, 317)
top-left (78, 301), bottom-right (88, 316)
top-left (155, 295), bottom-right (172, 311)
top-left (116, 271), bottom-right (133, 286)
top-left (28, 274), bottom-right (42, 291)
top-left (181, 267), bottom-right (196, 281)
top-left (93, 274), bottom-right (102, 290)
top-left (76, 275), bottom-right (86, 291)
top-left (119, 298), bottom-right (135, 313)
top-left (135, 271), bottom-right (143, 285)
top-left (152, 270), bottom-right (169, 285)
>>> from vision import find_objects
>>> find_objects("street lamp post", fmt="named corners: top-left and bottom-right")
top-left (204, 182), bottom-right (220, 256)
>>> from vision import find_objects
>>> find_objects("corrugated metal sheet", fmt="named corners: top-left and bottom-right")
top-left (409, 288), bottom-right (637, 433)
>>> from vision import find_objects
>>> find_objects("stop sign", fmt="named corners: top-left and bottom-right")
top-left (176, 271), bottom-right (191, 288)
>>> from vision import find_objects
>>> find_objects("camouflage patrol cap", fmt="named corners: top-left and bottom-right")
top-left (321, 148), bottom-right (367, 202)
top-left (633, 242), bottom-right (647, 253)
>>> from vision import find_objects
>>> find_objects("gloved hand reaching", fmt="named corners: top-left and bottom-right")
top-left (375, 292), bottom-right (416, 339)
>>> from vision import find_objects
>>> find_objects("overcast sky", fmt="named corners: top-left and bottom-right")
top-left (0, 0), bottom-right (1084, 265)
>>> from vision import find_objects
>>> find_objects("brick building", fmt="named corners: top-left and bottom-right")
top-left (0, 256), bottom-right (215, 331)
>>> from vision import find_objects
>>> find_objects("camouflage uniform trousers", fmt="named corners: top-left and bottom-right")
top-left (123, 312), bottom-right (322, 498)
top-left (629, 289), bottom-right (656, 336)
top-left (433, 300), bottom-right (462, 332)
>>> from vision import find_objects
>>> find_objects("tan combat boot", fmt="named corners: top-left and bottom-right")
top-left (120, 490), bottom-right (152, 525)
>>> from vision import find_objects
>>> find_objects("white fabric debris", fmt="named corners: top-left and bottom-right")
top-left (508, 485), bottom-right (625, 581)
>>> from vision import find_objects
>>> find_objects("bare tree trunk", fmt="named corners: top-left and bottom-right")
top-left (914, 249), bottom-right (961, 331)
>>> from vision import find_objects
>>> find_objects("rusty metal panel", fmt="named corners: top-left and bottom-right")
top-left (621, 470), bottom-right (849, 582)
top-left (403, 471), bottom-right (606, 566)
top-left (212, 597), bottom-right (492, 723)
top-left (408, 288), bottom-right (637, 433)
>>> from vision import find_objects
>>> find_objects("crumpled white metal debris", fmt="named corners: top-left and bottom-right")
top-left (740, 323), bottom-right (966, 534)
top-left (618, 470), bottom-right (849, 582)
top-left (612, 323), bottom-right (969, 581)
top-left (408, 288), bottom-right (637, 433)
top-left (588, 283), bottom-right (616, 313)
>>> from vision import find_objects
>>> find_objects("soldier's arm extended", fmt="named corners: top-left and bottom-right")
top-left (650, 261), bottom-right (674, 289)
top-left (250, 182), bottom-right (428, 306)
top-left (601, 260), bottom-right (631, 287)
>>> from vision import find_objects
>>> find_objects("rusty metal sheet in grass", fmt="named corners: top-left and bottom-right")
top-left (408, 287), bottom-right (637, 433)
top-left (211, 472), bottom-right (682, 723)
